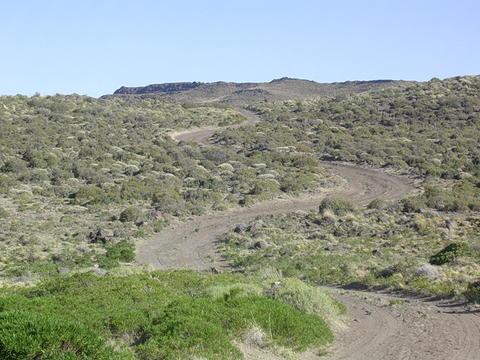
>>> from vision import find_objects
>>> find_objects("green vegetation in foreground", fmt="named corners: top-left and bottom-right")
top-left (221, 197), bottom-right (480, 298)
top-left (0, 271), bottom-right (341, 359)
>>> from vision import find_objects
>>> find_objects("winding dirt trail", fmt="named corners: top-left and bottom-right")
top-left (136, 163), bottom-right (412, 270)
top-left (171, 108), bottom-right (260, 143)
top-left (136, 109), bottom-right (480, 360)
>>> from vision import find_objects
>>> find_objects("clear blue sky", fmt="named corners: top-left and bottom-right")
top-left (1, 0), bottom-right (479, 97)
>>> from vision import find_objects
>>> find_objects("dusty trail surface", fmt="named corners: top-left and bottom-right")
top-left (136, 109), bottom-right (480, 360)
top-left (171, 108), bottom-right (260, 143)
top-left (323, 288), bottom-right (480, 360)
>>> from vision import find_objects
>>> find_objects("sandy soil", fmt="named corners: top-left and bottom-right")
top-left (322, 287), bottom-right (480, 360)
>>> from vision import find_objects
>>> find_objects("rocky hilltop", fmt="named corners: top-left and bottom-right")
top-left (114, 81), bottom-right (204, 95)
top-left (110, 78), bottom-right (406, 104)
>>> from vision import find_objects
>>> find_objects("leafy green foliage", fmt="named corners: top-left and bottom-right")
top-left (216, 76), bottom-right (480, 214)
top-left (0, 272), bottom-right (334, 359)
top-left (429, 243), bottom-right (468, 265)
top-left (464, 281), bottom-right (480, 303)
top-left (268, 278), bottom-right (346, 322)
top-left (367, 198), bottom-right (386, 210)
top-left (98, 241), bottom-right (135, 269)
top-left (0, 311), bottom-right (125, 360)
top-left (119, 207), bottom-right (143, 223)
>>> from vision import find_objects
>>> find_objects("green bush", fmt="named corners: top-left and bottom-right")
top-left (151, 189), bottom-right (185, 214)
top-left (0, 311), bottom-right (124, 360)
top-left (318, 197), bottom-right (356, 216)
top-left (401, 197), bottom-right (426, 213)
top-left (367, 198), bottom-right (386, 210)
top-left (119, 207), bottom-right (143, 223)
top-left (268, 278), bottom-right (346, 324)
top-left (0, 158), bottom-right (27, 174)
top-left (429, 243), bottom-right (468, 265)
top-left (0, 272), bottom-right (334, 359)
top-left (0, 207), bottom-right (8, 218)
top-left (73, 185), bottom-right (108, 205)
top-left (98, 240), bottom-right (135, 268)
top-left (464, 281), bottom-right (480, 303)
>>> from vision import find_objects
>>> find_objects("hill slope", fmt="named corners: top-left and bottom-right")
top-left (111, 78), bottom-right (408, 104)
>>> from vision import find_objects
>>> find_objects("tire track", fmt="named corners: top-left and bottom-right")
top-left (323, 289), bottom-right (480, 360)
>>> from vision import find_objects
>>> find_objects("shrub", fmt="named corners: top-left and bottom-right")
top-left (151, 189), bottom-right (185, 214)
top-left (0, 272), bottom-right (335, 359)
top-left (367, 198), bottom-right (386, 210)
top-left (318, 197), bottom-right (356, 216)
top-left (401, 197), bottom-right (425, 213)
top-left (0, 311), bottom-right (122, 360)
top-left (98, 240), bottom-right (135, 268)
top-left (73, 185), bottom-right (108, 205)
top-left (0, 175), bottom-right (16, 193)
top-left (204, 283), bottom-right (263, 300)
top-left (429, 243), bottom-right (468, 265)
top-left (464, 281), bottom-right (480, 303)
top-left (119, 207), bottom-right (143, 223)
top-left (251, 178), bottom-right (280, 197)
top-left (0, 158), bottom-right (27, 174)
top-left (267, 278), bottom-right (346, 325)
top-left (280, 173), bottom-right (314, 193)
top-left (0, 207), bottom-right (8, 218)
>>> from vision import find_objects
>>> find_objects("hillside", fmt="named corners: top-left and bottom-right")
top-left (1, 75), bottom-right (479, 359)
top-left (0, 94), bottom-right (338, 358)
top-left (111, 78), bottom-right (407, 105)
top-left (214, 75), bottom-right (480, 297)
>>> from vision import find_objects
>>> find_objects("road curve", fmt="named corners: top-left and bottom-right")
top-left (136, 163), bottom-right (413, 270)
top-left (171, 108), bottom-right (260, 143)
top-left (138, 108), bottom-right (414, 270)
top-left (135, 108), bottom-right (480, 360)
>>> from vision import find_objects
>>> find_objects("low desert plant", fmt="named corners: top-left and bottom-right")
top-left (429, 243), bottom-right (468, 265)
top-left (464, 281), bottom-right (480, 303)
top-left (367, 198), bottom-right (386, 210)
top-left (318, 197), bottom-right (356, 216)
top-left (0, 207), bottom-right (8, 218)
top-left (119, 207), bottom-right (143, 223)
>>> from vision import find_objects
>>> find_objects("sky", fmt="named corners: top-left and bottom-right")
top-left (1, 0), bottom-right (479, 97)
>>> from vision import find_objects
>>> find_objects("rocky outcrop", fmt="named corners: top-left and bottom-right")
top-left (114, 82), bottom-right (203, 95)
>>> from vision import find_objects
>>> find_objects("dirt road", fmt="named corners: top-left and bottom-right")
top-left (136, 108), bottom-right (480, 360)
top-left (171, 108), bottom-right (260, 143)
top-left (136, 162), bottom-right (412, 270)
top-left (322, 288), bottom-right (480, 360)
